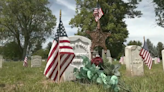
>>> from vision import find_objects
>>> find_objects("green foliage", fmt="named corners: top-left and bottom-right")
top-left (33, 49), bottom-right (49, 59)
top-left (0, 0), bottom-right (56, 59)
top-left (46, 42), bottom-right (52, 51)
top-left (146, 39), bottom-right (158, 57)
top-left (127, 40), bottom-right (142, 46)
top-left (73, 56), bottom-right (120, 92)
top-left (1, 41), bottom-right (22, 60)
top-left (69, 0), bottom-right (142, 58)
top-left (156, 42), bottom-right (164, 59)
top-left (153, 0), bottom-right (164, 28)
top-left (102, 55), bottom-right (121, 77)
top-left (32, 41), bottom-right (43, 54)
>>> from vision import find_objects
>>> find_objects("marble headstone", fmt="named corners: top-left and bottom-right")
top-left (31, 55), bottom-right (42, 67)
top-left (63, 35), bottom-right (91, 81)
top-left (0, 55), bottom-right (3, 68)
top-left (162, 50), bottom-right (164, 71)
top-left (63, 65), bottom-right (79, 81)
top-left (125, 45), bottom-right (144, 76)
top-left (102, 49), bottom-right (112, 63)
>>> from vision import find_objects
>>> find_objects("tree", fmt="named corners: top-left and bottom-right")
top-left (46, 42), bottom-right (52, 51)
top-left (146, 39), bottom-right (158, 57)
top-left (69, 0), bottom-right (142, 58)
top-left (153, 0), bottom-right (164, 28)
top-left (156, 42), bottom-right (163, 59)
top-left (32, 40), bottom-right (42, 54)
top-left (0, 0), bottom-right (56, 59)
top-left (33, 49), bottom-right (49, 59)
top-left (127, 40), bottom-right (142, 46)
top-left (2, 41), bottom-right (22, 60)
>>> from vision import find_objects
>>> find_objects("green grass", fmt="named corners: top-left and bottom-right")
top-left (0, 61), bottom-right (164, 92)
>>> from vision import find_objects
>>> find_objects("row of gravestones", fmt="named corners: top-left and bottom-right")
top-left (1, 35), bottom-right (164, 81)
top-left (120, 57), bottom-right (160, 65)
top-left (0, 55), bottom-right (43, 68)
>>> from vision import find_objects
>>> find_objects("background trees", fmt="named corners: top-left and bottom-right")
top-left (0, 0), bottom-right (56, 59)
top-left (127, 40), bottom-right (142, 46)
top-left (153, 0), bottom-right (164, 28)
top-left (69, 0), bottom-right (142, 58)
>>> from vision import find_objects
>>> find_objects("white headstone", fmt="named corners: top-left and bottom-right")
top-left (125, 45), bottom-right (144, 76)
top-left (31, 55), bottom-right (42, 67)
top-left (162, 50), bottom-right (164, 71)
top-left (102, 49), bottom-right (112, 63)
top-left (63, 35), bottom-right (91, 81)
top-left (0, 55), bottom-right (3, 68)
top-left (153, 57), bottom-right (160, 64)
top-left (63, 65), bottom-right (79, 81)
top-left (68, 35), bottom-right (91, 68)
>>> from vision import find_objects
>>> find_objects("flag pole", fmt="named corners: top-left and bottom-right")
top-left (57, 10), bottom-right (61, 84)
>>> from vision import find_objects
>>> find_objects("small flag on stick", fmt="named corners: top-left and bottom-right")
top-left (93, 2), bottom-right (104, 22)
top-left (119, 56), bottom-right (124, 64)
top-left (44, 10), bottom-right (75, 82)
top-left (157, 57), bottom-right (160, 63)
top-left (23, 56), bottom-right (28, 67)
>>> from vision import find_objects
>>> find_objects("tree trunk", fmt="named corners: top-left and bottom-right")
top-left (22, 36), bottom-right (29, 60)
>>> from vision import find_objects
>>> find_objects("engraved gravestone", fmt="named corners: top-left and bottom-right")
top-left (31, 55), bottom-right (42, 67)
top-left (162, 50), bottom-right (164, 71)
top-left (68, 35), bottom-right (91, 67)
top-left (102, 49), bottom-right (112, 63)
top-left (63, 35), bottom-right (91, 81)
top-left (0, 55), bottom-right (3, 68)
top-left (125, 45), bottom-right (144, 76)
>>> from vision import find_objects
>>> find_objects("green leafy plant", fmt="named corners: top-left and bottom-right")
top-left (101, 55), bottom-right (121, 77)
top-left (73, 56), bottom-right (120, 92)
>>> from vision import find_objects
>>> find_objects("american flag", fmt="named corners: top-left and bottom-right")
top-left (119, 56), bottom-right (124, 64)
top-left (157, 57), bottom-right (160, 63)
top-left (93, 3), bottom-right (104, 22)
top-left (23, 56), bottom-right (28, 67)
top-left (44, 17), bottom-right (75, 82)
top-left (139, 41), bottom-right (152, 69)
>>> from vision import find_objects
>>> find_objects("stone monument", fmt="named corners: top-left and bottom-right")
top-left (63, 35), bottom-right (91, 81)
top-left (31, 55), bottom-right (42, 67)
top-left (102, 49), bottom-right (112, 63)
top-left (125, 45), bottom-right (144, 76)
top-left (0, 55), bottom-right (3, 68)
top-left (162, 50), bottom-right (164, 71)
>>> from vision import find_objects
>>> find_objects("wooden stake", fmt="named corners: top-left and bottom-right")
top-left (143, 36), bottom-right (145, 43)
top-left (57, 10), bottom-right (62, 84)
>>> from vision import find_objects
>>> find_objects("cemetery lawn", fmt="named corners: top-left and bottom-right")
top-left (0, 61), bottom-right (164, 92)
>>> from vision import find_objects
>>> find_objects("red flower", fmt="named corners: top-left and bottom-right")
top-left (91, 57), bottom-right (103, 66)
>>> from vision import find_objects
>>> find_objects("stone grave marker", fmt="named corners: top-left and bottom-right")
top-left (0, 55), bottom-right (3, 68)
top-left (31, 55), bottom-right (42, 67)
top-left (68, 35), bottom-right (91, 67)
top-left (63, 65), bottom-right (79, 81)
top-left (162, 50), bottom-right (164, 71)
top-left (125, 45), bottom-right (144, 76)
top-left (153, 57), bottom-right (160, 64)
top-left (102, 49), bottom-right (112, 63)
top-left (63, 35), bottom-right (91, 81)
